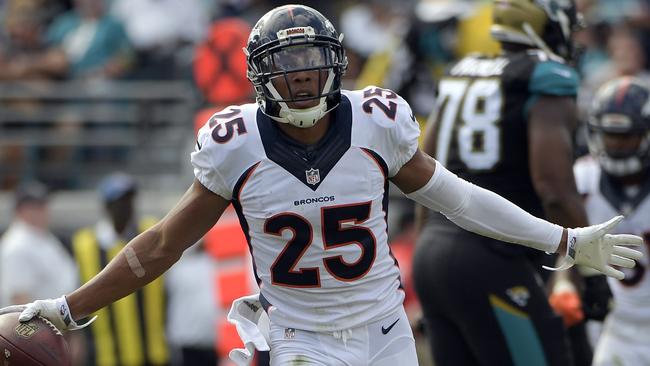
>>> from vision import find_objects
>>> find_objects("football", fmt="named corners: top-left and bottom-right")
top-left (0, 311), bottom-right (71, 366)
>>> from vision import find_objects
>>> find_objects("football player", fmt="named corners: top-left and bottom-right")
top-left (0, 5), bottom-right (642, 366)
top-left (414, 0), bottom-right (606, 365)
top-left (574, 77), bottom-right (650, 366)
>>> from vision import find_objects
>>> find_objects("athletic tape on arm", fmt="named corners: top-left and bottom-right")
top-left (125, 247), bottom-right (146, 278)
top-left (406, 162), bottom-right (563, 253)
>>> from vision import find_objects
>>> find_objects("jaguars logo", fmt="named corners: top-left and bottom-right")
top-left (506, 286), bottom-right (531, 307)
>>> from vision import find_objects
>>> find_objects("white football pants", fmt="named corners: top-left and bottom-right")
top-left (269, 306), bottom-right (418, 366)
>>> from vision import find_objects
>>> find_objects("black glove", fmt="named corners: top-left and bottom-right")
top-left (582, 274), bottom-right (613, 321)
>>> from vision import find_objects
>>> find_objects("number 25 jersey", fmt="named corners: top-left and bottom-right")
top-left (191, 87), bottom-right (419, 331)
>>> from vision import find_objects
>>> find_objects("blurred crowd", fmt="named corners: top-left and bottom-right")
top-left (1, 0), bottom-right (650, 365)
top-left (1, 0), bottom-right (649, 190)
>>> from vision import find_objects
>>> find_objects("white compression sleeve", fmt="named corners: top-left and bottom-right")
top-left (407, 162), bottom-right (563, 253)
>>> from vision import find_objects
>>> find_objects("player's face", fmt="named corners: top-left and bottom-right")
top-left (602, 133), bottom-right (643, 158)
top-left (105, 191), bottom-right (135, 231)
top-left (17, 202), bottom-right (49, 229)
top-left (267, 45), bottom-right (330, 109)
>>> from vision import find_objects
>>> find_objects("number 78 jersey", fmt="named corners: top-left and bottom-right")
top-left (433, 51), bottom-right (579, 216)
top-left (191, 87), bottom-right (420, 331)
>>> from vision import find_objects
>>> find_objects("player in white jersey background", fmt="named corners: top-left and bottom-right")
top-left (0, 5), bottom-right (644, 366)
top-left (574, 77), bottom-right (650, 366)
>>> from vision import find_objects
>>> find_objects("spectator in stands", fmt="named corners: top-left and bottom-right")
top-left (0, 181), bottom-right (76, 306)
top-left (109, 0), bottom-right (212, 79)
top-left (45, 0), bottom-right (134, 80)
top-left (0, 0), bottom-right (68, 80)
top-left (578, 25), bottom-right (650, 129)
top-left (338, 0), bottom-right (407, 82)
top-left (0, 0), bottom-right (72, 189)
top-left (600, 26), bottom-right (648, 81)
top-left (0, 181), bottom-right (85, 365)
top-left (586, 0), bottom-right (650, 53)
top-left (39, 0), bottom-right (136, 182)
top-left (625, 0), bottom-right (650, 68)
top-left (166, 242), bottom-right (220, 366)
top-left (71, 172), bottom-right (169, 366)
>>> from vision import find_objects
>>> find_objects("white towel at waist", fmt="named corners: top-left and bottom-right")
top-left (227, 293), bottom-right (271, 366)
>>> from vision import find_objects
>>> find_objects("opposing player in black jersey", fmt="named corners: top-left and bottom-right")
top-left (414, 1), bottom-right (596, 365)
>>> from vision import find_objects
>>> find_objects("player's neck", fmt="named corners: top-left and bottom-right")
top-left (276, 114), bottom-right (332, 146)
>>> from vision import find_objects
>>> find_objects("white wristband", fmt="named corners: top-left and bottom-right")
top-left (57, 296), bottom-right (97, 331)
top-left (543, 229), bottom-right (577, 272)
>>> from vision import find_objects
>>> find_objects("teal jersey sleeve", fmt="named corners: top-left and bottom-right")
top-left (524, 61), bottom-right (579, 116)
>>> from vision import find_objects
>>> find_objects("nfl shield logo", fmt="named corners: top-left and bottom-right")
top-left (305, 168), bottom-right (320, 185)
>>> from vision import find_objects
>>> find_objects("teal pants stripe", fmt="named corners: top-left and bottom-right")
top-left (491, 296), bottom-right (548, 366)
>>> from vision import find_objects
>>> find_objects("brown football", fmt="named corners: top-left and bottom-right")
top-left (0, 311), bottom-right (71, 366)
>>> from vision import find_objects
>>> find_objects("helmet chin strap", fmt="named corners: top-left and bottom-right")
top-left (278, 101), bottom-right (327, 128)
top-left (265, 69), bottom-right (336, 128)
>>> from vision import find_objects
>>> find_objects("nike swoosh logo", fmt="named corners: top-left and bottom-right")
top-left (381, 318), bottom-right (400, 335)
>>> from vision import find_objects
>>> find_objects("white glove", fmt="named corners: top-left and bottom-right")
top-left (544, 216), bottom-right (644, 280)
top-left (0, 296), bottom-right (95, 331)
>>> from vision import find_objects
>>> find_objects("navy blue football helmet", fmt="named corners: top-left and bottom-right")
top-left (588, 77), bottom-right (650, 176)
top-left (245, 5), bottom-right (348, 128)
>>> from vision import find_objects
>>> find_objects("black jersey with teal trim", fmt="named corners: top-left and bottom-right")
top-left (433, 50), bottom-right (579, 219)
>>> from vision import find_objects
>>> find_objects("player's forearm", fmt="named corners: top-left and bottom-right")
top-left (406, 162), bottom-right (564, 253)
top-left (66, 181), bottom-right (228, 319)
top-left (66, 227), bottom-right (181, 320)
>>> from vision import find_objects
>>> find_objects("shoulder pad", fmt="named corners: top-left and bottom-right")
top-left (573, 156), bottom-right (600, 195)
top-left (345, 87), bottom-right (420, 176)
top-left (191, 104), bottom-right (260, 200)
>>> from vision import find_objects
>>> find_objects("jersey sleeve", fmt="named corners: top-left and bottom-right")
top-left (348, 87), bottom-right (421, 176)
top-left (528, 61), bottom-right (579, 96)
top-left (190, 123), bottom-right (232, 200)
top-left (524, 60), bottom-right (579, 117)
top-left (388, 97), bottom-right (420, 176)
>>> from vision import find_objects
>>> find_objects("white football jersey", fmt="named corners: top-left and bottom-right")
top-left (191, 87), bottom-right (419, 332)
top-left (574, 157), bottom-right (650, 323)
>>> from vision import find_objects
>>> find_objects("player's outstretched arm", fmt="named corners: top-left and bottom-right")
top-left (392, 150), bottom-right (644, 280)
top-left (0, 179), bottom-right (230, 330)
